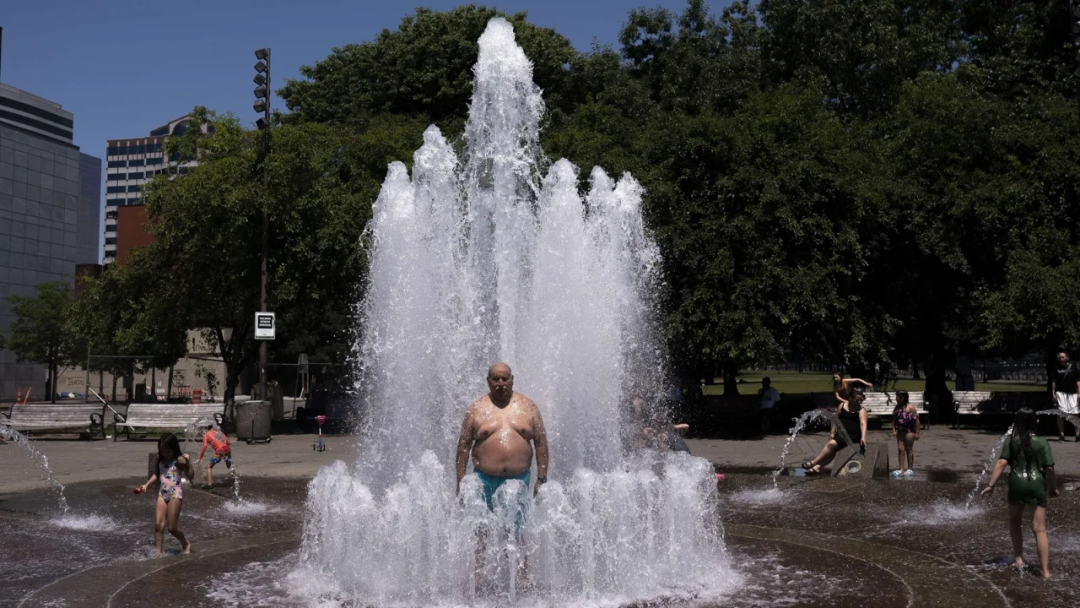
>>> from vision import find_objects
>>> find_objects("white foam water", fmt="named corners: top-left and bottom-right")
top-left (294, 17), bottom-right (740, 606)
top-left (50, 513), bottom-right (123, 532)
top-left (222, 500), bottom-right (281, 516)
top-left (728, 488), bottom-right (788, 506)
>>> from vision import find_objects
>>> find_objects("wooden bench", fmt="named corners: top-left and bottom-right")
top-left (3, 402), bottom-right (107, 439)
top-left (114, 403), bottom-right (225, 441)
top-left (860, 392), bottom-right (929, 428)
top-left (953, 391), bottom-right (1045, 428)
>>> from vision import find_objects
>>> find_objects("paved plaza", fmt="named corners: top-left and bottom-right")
top-left (2, 426), bottom-right (1078, 607)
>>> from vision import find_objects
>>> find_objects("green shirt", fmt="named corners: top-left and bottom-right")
top-left (1000, 435), bottom-right (1055, 504)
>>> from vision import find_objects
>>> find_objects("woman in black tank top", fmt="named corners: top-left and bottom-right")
top-left (803, 390), bottom-right (868, 474)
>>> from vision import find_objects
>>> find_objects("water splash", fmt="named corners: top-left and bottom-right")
top-left (296, 17), bottom-right (738, 605)
top-left (965, 425), bottom-right (1013, 508)
top-left (771, 409), bottom-right (833, 486)
top-left (1036, 407), bottom-right (1080, 436)
top-left (770, 408), bottom-right (855, 486)
top-left (1, 422), bottom-right (69, 514)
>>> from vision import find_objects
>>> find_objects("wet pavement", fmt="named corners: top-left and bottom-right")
top-left (3, 429), bottom-right (1079, 606)
top-left (2, 470), bottom-right (1077, 607)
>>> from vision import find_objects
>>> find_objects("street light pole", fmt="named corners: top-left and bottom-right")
top-left (254, 48), bottom-right (272, 403)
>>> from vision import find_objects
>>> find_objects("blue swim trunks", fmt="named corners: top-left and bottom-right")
top-left (209, 453), bottom-right (232, 467)
top-left (475, 470), bottom-right (531, 532)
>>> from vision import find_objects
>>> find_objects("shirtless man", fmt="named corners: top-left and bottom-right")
top-left (456, 363), bottom-right (549, 517)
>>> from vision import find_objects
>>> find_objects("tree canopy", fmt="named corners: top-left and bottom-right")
top-left (71, 1), bottom-right (1080, 399)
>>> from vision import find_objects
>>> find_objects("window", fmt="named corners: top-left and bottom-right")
top-left (107, 172), bottom-right (126, 181)
top-left (127, 185), bottom-right (141, 193)
top-left (105, 237), bottom-right (117, 245)
top-left (150, 126), bottom-right (169, 137)
top-left (118, 145), bottom-right (128, 154)
top-left (128, 158), bottom-right (145, 167)
top-left (107, 160), bottom-right (126, 168)
top-left (107, 186), bottom-right (126, 194)
top-left (107, 146), bottom-right (120, 155)
top-left (104, 250), bottom-right (116, 258)
top-left (128, 172), bottom-right (145, 180)
top-left (105, 210), bottom-right (118, 219)
top-left (149, 142), bottom-right (163, 152)
top-left (132, 144), bottom-right (145, 154)
top-left (105, 224), bottom-right (117, 232)
top-left (146, 157), bottom-right (162, 165)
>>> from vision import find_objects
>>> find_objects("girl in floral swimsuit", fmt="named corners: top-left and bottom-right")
top-left (891, 391), bottom-right (920, 474)
top-left (140, 433), bottom-right (194, 556)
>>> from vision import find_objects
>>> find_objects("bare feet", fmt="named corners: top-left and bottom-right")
top-left (181, 542), bottom-right (191, 555)
top-left (1042, 571), bottom-right (1052, 580)
top-left (1010, 558), bottom-right (1024, 573)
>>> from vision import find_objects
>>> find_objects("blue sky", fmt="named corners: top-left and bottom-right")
top-left (2, 1), bottom-right (706, 260)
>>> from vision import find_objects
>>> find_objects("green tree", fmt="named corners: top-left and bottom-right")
top-left (278, 5), bottom-right (577, 127)
top-left (7, 282), bottom-right (81, 403)
top-left (131, 107), bottom-right (406, 405)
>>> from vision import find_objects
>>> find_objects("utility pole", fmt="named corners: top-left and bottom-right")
top-left (1072, 2), bottom-right (1080, 128)
top-left (253, 49), bottom-right (272, 403)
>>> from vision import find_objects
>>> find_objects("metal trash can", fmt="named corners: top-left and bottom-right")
top-left (236, 400), bottom-right (272, 444)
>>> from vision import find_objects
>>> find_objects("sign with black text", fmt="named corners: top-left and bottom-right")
top-left (255, 312), bottom-right (276, 340)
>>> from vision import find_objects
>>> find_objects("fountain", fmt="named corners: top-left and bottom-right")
top-left (965, 426), bottom-right (1013, 508)
top-left (0, 421), bottom-right (69, 514)
top-left (292, 17), bottom-right (740, 605)
top-left (770, 408), bottom-right (854, 486)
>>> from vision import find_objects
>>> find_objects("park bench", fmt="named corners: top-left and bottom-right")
top-left (3, 402), bottom-right (107, 439)
top-left (113, 402), bottom-right (225, 441)
top-left (953, 391), bottom-right (1045, 428)
top-left (860, 392), bottom-right (929, 428)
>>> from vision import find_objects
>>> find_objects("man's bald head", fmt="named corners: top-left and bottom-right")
top-left (487, 362), bottom-right (514, 404)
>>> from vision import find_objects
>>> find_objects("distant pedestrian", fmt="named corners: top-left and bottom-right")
top-left (981, 408), bottom-right (1058, 579)
top-left (139, 433), bottom-right (193, 556)
top-left (758, 377), bottom-right (782, 433)
top-left (891, 390), bottom-right (920, 476)
top-left (1051, 350), bottom-right (1080, 442)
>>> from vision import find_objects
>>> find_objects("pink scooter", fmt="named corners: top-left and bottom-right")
top-left (313, 415), bottom-right (327, 452)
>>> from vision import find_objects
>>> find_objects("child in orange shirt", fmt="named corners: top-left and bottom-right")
top-left (196, 424), bottom-right (233, 489)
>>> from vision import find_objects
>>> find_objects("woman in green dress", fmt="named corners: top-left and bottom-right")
top-left (981, 408), bottom-right (1059, 579)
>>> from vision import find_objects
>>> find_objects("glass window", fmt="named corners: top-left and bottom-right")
top-left (106, 186), bottom-right (126, 194)
top-left (105, 224), bottom-right (117, 232)
top-left (107, 173), bottom-right (127, 181)
top-left (134, 144), bottom-right (146, 154)
top-left (149, 142), bottom-right (163, 152)
top-left (107, 146), bottom-right (120, 155)
top-left (105, 237), bottom-right (117, 245)
top-left (128, 172), bottom-right (145, 180)
top-left (128, 158), bottom-right (145, 167)
top-left (107, 160), bottom-right (126, 168)
top-left (150, 126), bottom-right (169, 136)
top-left (118, 145), bottom-right (128, 154)
top-left (127, 185), bottom-right (141, 193)
top-left (104, 250), bottom-right (116, 258)
top-left (146, 157), bottom-right (162, 165)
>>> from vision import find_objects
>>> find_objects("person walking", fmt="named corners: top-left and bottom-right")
top-left (981, 408), bottom-right (1059, 579)
top-left (139, 433), bottom-right (194, 556)
top-left (891, 390), bottom-right (920, 477)
top-left (1051, 350), bottom-right (1080, 442)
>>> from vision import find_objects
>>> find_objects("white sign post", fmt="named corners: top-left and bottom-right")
top-left (255, 312), bottom-right (276, 340)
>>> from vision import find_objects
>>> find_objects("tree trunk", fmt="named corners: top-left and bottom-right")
top-left (167, 366), bottom-right (174, 402)
top-left (911, 360), bottom-right (920, 380)
top-left (722, 362), bottom-right (740, 397)
top-left (49, 362), bottom-right (57, 403)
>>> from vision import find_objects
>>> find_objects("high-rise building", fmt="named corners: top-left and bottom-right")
top-left (0, 82), bottom-right (100, 400)
top-left (103, 116), bottom-right (192, 264)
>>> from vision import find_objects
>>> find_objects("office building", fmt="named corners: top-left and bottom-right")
top-left (104, 116), bottom-right (193, 264)
top-left (0, 82), bottom-right (100, 400)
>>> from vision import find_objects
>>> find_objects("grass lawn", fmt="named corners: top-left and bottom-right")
top-left (702, 370), bottom-right (1045, 397)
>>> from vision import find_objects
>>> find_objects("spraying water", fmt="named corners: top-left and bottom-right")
top-left (771, 409), bottom-right (841, 486)
top-left (965, 426), bottom-right (1013, 508)
top-left (294, 18), bottom-right (740, 605)
top-left (1, 422), bottom-right (69, 514)
top-left (1036, 408), bottom-right (1080, 436)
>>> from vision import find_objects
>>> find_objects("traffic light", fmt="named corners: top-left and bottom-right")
top-left (254, 48), bottom-right (271, 129)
